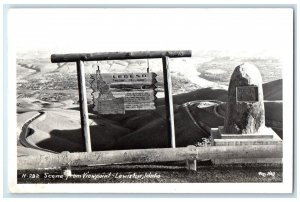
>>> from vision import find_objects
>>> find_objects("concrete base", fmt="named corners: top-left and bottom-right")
top-left (211, 126), bottom-right (282, 146)
top-left (213, 158), bottom-right (282, 165)
top-left (210, 126), bottom-right (282, 164)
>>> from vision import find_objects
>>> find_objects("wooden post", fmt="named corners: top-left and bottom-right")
top-left (162, 56), bottom-right (176, 148)
top-left (186, 160), bottom-right (197, 171)
top-left (76, 60), bottom-right (92, 152)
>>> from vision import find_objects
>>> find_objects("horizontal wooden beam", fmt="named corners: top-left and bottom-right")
top-left (18, 145), bottom-right (282, 170)
top-left (51, 50), bottom-right (192, 63)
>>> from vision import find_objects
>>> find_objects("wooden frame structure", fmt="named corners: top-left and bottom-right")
top-left (51, 50), bottom-right (192, 152)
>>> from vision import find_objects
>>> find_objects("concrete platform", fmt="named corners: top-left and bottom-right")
top-left (210, 126), bottom-right (282, 164)
top-left (212, 158), bottom-right (282, 164)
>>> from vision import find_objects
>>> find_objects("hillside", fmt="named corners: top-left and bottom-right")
top-left (17, 78), bottom-right (283, 154)
top-left (16, 50), bottom-right (283, 155)
top-left (263, 79), bottom-right (283, 100)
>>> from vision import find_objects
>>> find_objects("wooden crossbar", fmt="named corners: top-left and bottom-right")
top-left (51, 50), bottom-right (192, 63)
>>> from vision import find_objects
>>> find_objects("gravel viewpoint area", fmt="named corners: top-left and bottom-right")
top-left (18, 163), bottom-right (282, 183)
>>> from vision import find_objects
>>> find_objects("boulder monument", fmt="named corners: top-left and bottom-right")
top-left (224, 63), bottom-right (266, 134)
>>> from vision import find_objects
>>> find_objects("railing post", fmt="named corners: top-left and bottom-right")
top-left (76, 60), bottom-right (92, 152)
top-left (162, 56), bottom-right (176, 148)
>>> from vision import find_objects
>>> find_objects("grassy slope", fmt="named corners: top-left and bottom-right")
top-left (28, 110), bottom-right (132, 152)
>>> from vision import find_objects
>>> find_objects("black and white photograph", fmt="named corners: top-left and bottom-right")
top-left (4, 4), bottom-right (295, 194)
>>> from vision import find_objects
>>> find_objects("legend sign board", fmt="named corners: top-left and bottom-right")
top-left (100, 73), bottom-right (156, 85)
top-left (91, 72), bottom-right (157, 114)
top-left (96, 98), bottom-right (125, 114)
top-left (236, 86), bottom-right (258, 102)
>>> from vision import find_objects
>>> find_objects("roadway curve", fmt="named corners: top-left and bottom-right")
top-left (182, 101), bottom-right (217, 137)
top-left (19, 111), bottom-right (58, 154)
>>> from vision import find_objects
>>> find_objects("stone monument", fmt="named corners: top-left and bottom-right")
top-left (224, 63), bottom-right (265, 134)
top-left (210, 63), bottom-right (282, 164)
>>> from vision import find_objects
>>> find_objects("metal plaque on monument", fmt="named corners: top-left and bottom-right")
top-left (210, 63), bottom-right (283, 164)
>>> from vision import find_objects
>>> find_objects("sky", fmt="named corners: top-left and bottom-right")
top-left (9, 8), bottom-right (293, 58)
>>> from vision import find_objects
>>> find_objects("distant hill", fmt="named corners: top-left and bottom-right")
top-left (155, 78), bottom-right (282, 105)
top-left (263, 79), bottom-right (282, 100)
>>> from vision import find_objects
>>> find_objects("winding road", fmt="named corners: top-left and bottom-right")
top-left (19, 111), bottom-right (58, 154)
top-left (182, 101), bottom-right (218, 136)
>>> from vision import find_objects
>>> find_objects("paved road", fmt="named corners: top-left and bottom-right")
top-left (19, 111), bottom-right (58, 154)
